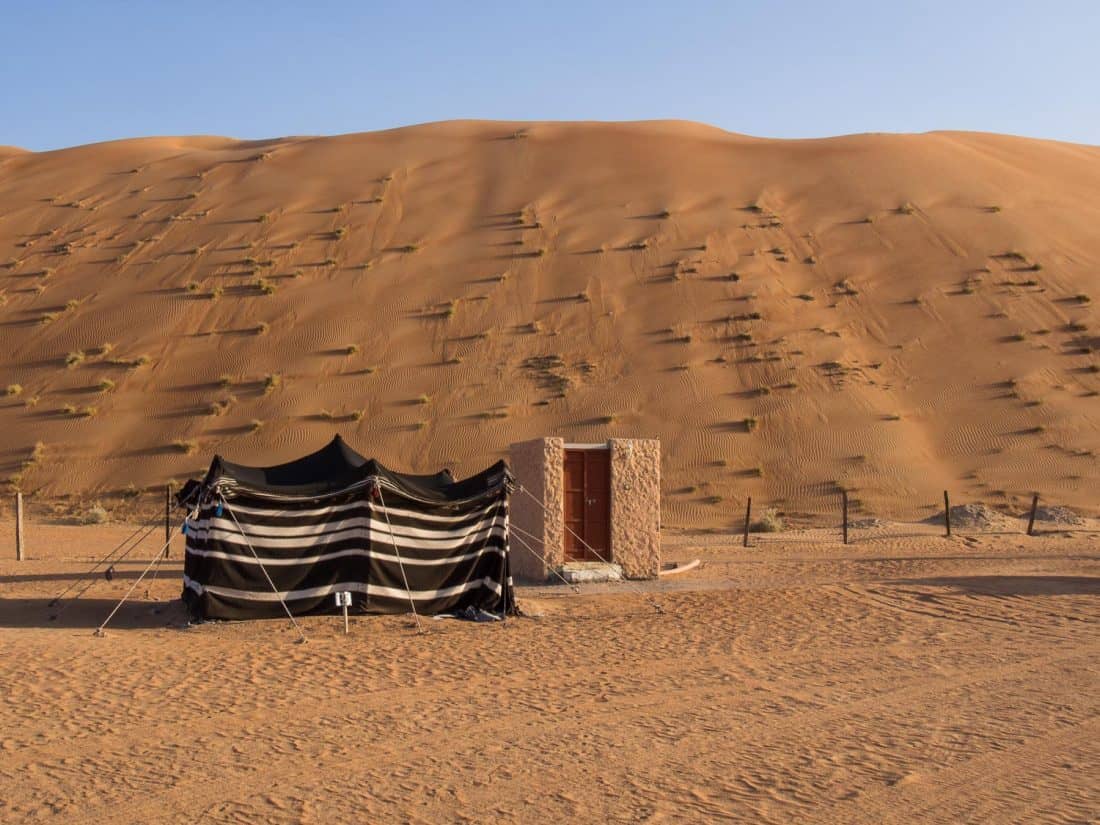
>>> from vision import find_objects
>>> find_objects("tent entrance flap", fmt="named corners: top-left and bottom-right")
top-left (179, 437), bottom-right (515, 620)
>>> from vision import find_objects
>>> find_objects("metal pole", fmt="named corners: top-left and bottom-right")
top-left (943, 490), bottom-right (952, 538)
top-left (742, 497), bottom-right (752, 548)
top-left (343, 603), bottom-right (349, 635)
top-left (15, 492), bottom-right (24, 562)
top-left (842, 490), bottom-right (849, 545)
top-left (1026, 493), bottom-right (1039, 536)
top-left (164, 484), bottom-right (171, 558)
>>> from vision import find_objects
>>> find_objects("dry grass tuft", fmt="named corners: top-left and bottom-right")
top-left (751, 507), bottom-right (785, 532)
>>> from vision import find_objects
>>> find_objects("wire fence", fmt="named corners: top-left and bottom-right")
top-left (707, 489), bottom-right (1100, 546)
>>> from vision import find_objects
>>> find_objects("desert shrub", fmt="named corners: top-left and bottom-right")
top-left (751, 508), bottom-right (785, 533)
top-left (84, 503), bottom-right (110, 524)
top-left (743, 417), bottom-right (759, 432)
top-left (172, 440), bottom-right (197, 454)
top-left (263, 373), bottom-right (282, 394)
top-left (5, 384), bottom-right (22, 397)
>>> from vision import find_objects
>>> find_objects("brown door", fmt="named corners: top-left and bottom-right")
top-left (563, 449), bottom-right (611, 562)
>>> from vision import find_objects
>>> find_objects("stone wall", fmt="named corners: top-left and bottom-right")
top-left (610, 438), bottom-right (661, 578)
top-left (508, 437), bottom-right (564, 581)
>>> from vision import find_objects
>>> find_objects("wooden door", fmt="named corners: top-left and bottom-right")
top-left (563, 449), bottom-right (611, 561)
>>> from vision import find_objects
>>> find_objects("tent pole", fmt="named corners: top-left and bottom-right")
top-left (220, 497), bottom-right (308, 644)
top-left (94, 521), bottom-right (184, 636)
top-left (374, 485), bottom-right (425, 634)
top-left (493, 494), bottom-right (509, 622)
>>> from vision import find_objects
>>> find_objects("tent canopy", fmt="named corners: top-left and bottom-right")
top-left (179, 436), bottom-right (515, 620)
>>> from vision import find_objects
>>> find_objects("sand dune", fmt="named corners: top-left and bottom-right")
top-left (1, 120), bottom-right (1097, 527)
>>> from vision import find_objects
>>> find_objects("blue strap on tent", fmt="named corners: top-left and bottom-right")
top-left (215, 501), bottom-right (224, 517)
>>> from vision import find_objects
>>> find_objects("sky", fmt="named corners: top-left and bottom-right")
top-left (2, 1), bottom-right (1098, 151)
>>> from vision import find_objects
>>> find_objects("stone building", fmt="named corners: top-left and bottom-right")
top-left (508, 438), bottom-right (660, 581)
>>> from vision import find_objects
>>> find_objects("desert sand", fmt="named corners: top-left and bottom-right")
top-left (1, 121), bottom-right (1097, 528)
top-left (0, 521), bottom-right (1096, 823)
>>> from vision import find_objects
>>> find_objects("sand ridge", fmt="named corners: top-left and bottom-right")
top-left (0, 120), bottom-right (1097, 528)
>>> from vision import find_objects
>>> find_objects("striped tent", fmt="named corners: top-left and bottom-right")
top-left (178, 436), bottom-right (515, 620)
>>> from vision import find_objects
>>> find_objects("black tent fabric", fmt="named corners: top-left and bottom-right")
top-left (179, 436), bottom-right (515, 620)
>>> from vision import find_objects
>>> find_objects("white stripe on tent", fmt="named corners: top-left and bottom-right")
top-left (189, 512), bottom-right (504, 541)
top-left (215, 497), bottom-right (502, 525)
top-left (185, 544), bottom-right (504, 567)
top-left (185, 522), bottom-right (506, 551)
top-left (183, 574), bottom-right (501, 602)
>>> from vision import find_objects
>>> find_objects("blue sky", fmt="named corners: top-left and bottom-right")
top-left (2, 1), bottom-right (1097, 151)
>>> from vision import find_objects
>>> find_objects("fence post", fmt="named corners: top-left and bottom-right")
top-left (742, 497), bottom-right (752, 548)
top-left (1026, 493), bottom-right (1039, 536)
top-left (943, 490), bottom-right (951, 538)
top-left (164, 484), bottom-right (171, 558)
top-left (842, 490), bottom-right (849, 545)
top-left (15, 492), bottom-right (24, 561)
